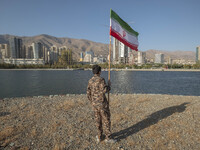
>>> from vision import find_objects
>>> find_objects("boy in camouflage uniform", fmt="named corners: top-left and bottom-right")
top-left (87, 65), bottom-right (116, 143)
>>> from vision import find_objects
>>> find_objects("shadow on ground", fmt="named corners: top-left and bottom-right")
top-left (0, 112), bottom-right (11, 117)
top-left (112, 102), bottom-right (189, 141)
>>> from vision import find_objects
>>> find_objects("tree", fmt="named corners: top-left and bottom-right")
top-left (58, 49), bottom-right (73, 66)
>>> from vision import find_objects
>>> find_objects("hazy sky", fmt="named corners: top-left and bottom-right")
top-left (0, 0), bottom-right (200, 51)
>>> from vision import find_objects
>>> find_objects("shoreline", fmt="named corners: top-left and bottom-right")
top-left (1, 93), bottom-right (200, 100)
top-left (0, 68), bottom-right (200, 72)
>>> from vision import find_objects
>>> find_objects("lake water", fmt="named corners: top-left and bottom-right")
top-left (0, 70), bottom-right (200, 98)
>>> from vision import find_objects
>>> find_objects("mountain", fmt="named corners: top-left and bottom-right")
top-left (0, 34), bottom-right (196, 61)
top-left (0, 34), bottom-right (109, 61)
top-left (145, 49), bottom-right (195, 61)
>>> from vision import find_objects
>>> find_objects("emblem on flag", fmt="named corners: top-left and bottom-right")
top-left (123, 31), bottom-right (126, 37)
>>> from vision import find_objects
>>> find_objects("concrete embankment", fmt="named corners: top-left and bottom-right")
top-left (0, 94), bottom-right (200, 149)
top-left (110, 69), bottom-right (200, 72)
top-left (1, 68), bottom-right (200, 72)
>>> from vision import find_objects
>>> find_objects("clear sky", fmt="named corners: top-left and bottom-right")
top-left (0, 0), bottom-right (200, 51)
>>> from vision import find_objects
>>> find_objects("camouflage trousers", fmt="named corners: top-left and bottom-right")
top-left (93, 107), bottom-right (111, 139)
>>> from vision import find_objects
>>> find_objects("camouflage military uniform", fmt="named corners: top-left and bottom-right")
top-left (87, 74), bottom-right (111, 139)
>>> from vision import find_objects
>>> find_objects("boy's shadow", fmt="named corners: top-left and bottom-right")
top-left (112, 102), bottom-right (189, 141)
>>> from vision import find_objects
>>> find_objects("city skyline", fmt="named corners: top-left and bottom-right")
top-left (0, 37), bottom-right (197, 66)
top-left (0, 0), bottom-right (200, 52)
top-left (0, 35), bottom-right (197, 62)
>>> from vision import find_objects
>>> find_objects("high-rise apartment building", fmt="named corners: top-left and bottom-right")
top-left (21, 45), bottom-right (26, 58)
top-left (56, 46), bottom-right (73, 64)
top-left (167, 57), bottom-right (173, 64)
top-left (0, 44), bottom-right (10, 58)
top-left (26, 45), bottom-right (34, 59)
top-left (83, 51), bottom-right (94, 63)
top-left (113, 38), bottom-right (119, 63)
top-left (113, 38), bottom-right (130, 64)
top-left (59, 46), bottom-right (67, 55)
top-left (138, 51), bottom-right (146, 64)
top-left (32, 42), bottom-right (43, 59)
top-left (80, 52), bottom-right (84, 62)
top-left (47, 51), bottom-right (51, 64)
top-left (155, 53), bottom-right (164, 64)
top-left (0, 46), bottom-right (2, 59)
top-left (43, 47), bottom-right (49, 63)
top-left (196, 46), bottom-right (200, 62)
top-left (128, 51), bottom-right (134, 65)
top-left (9, 38), bottom-right (16, 58)
top-left (9, 37), bottom-right (23, 58)
top-left (50, 45), bottom-right (59, 64)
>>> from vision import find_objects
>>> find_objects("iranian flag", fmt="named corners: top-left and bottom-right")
top-left (110, 9), bottom-right (139, 51)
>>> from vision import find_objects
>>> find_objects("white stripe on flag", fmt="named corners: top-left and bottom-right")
top-left (111, 18), bottom-right (139, 46)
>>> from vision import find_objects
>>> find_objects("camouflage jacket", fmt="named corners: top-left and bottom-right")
top-left (87, 74), bottom-right (110, 109)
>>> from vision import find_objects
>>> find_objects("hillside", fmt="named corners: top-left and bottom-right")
top-left (0, 34), bottom-right (109, 61)
top-left (0, 34), bottom-right (196, 61)
top-left (145, 49), bottom-right (195, 61)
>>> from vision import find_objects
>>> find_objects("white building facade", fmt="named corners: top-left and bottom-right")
top-left (196, 46), bottom-right (200, 62)
top-left (3, 58), bottom-right (45, 65)
top-left (138, 51), bottom-right (146, 64)
top-left (155, 53), bottom-right (164, 64)
top-left (113, 38), bottom-right (130, 64)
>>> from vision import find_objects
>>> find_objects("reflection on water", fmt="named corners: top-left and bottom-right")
top-left (112, 71), bottom-right (133, 93)
top-left (29, 71), bottom-right (41, 90)
top-left (0, 70), bottom-right (200, 98)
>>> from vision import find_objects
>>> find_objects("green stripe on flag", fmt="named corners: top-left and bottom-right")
top-left (110, 9), bottom-right (139, 37)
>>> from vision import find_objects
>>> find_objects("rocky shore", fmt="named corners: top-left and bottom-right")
top-left (0, 94), bottom-right (200, 150)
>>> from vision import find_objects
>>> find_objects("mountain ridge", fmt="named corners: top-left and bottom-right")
top-left (0, 34), bottom-right (195, 61)
top-left (0, 34), bottom-right (110, 60)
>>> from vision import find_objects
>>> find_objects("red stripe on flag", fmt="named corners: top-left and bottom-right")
top-left (110, 28), bottom-right (138, 51)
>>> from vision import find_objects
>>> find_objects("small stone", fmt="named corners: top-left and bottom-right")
top-left (118, 146), bottom-right (124, 150)
top-left (10, 143), bottom-right (15, 146)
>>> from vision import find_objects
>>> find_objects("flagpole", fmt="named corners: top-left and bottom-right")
top-left (108, 33), bottom-right (111, 104)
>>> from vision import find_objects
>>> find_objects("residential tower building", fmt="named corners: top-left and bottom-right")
top-left (138, 51), bottom-right (146, 64)
top-left (0, 44), bottom-right (10, 58)
top-left (113, 38), bottom-right (130, 64)
top-left (80, 52), bottom-right (84, 62)
top-left (9, 37), bottom-right (23, 58)
top-left (50, 45), bottom-right (59, 64)
top-left (32, 42), bottom-right (43, 59)
top-left (196, 46), bottom-right (200, 62)
top-left (155, 53), bottom-right (164, 64)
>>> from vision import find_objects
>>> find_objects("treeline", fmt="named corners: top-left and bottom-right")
top-left (99, 63), bottom-right (200, 69)
top-left (0, 63), bottom-right (51, 69)
top-left (1, 63), bottom-right (200, 69)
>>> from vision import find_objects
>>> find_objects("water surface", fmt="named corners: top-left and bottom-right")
top-left (0, 70), bottom-right (200, 98)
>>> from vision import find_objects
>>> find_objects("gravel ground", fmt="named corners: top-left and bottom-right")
top-left (0, 94), bottom-right (200, 150)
